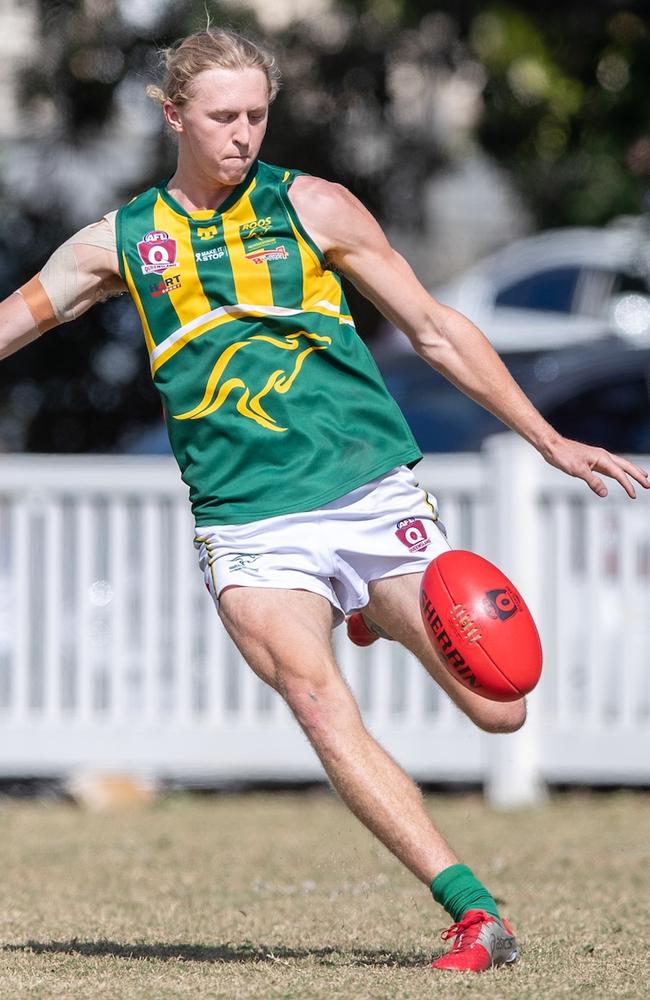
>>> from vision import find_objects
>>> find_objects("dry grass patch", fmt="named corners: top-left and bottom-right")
top-left (0, 789), bottom-right (647, 999)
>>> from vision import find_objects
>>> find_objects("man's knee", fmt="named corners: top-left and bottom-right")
top-left (277, 669), bottom-right (359, 742)
top-left (281, 669), bottom-right (340, 717)
top-left (469, 697), bottom-right (527, 734)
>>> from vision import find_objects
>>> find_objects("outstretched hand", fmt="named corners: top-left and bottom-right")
top-left (544, 436), bottom-right (650, 499)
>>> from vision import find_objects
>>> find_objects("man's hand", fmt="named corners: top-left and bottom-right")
top-left (543, 436), bottom-right (650, 499)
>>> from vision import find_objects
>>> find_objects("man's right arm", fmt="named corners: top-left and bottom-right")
top-left (0, 213), bottom-right (125, 361)
top-left (289, 176), bottom-right (649, 500)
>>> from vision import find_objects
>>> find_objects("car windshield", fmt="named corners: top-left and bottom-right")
top-left (495, 267), bottom-right (581, 313)
top-left (381, 365), bottom-right (504, 452)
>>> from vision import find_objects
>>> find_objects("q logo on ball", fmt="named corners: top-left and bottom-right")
top-left (483, 588), bottom-right (520, 621)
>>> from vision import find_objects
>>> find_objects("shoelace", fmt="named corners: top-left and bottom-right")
top-left (440, 910), bottom-right (489, 949)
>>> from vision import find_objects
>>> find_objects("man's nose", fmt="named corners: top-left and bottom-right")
top-left (233, 117), bottom-right (251, 146)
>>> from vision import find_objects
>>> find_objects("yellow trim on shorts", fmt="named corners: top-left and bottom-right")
top-left (418, 483), bottom-right (438, 520)
top-left (195, 534), bottom-right (219, 597)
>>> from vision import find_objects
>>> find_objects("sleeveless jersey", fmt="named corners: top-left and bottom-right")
top-left (116, 160), bottom-right (421, 525)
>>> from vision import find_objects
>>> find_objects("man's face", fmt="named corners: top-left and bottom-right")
top-left (165, 66), bottom-right (270, 185)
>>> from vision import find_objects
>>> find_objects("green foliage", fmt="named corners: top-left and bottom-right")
top-left (469, 3), bottom-right (650, 226)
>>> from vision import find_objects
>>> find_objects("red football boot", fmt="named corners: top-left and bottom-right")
top-left (431, 909), bottom-right (518, 972)
top-left (346, 612), bottom-right (391, 647)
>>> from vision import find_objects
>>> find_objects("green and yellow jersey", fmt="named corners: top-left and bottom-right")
top-left (116, 160), bottom-right (421, 525)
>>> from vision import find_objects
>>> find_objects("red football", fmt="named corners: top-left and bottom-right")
top-left (420, 550), bottom-right (542, 702)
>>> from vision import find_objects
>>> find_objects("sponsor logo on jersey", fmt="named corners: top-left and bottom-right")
top-left (151, 273), bottom-right (182, 297)
top-left (482, 588), bottom-right (520, 621)
top-left (246, 245), bottom-right (289, 264)
top-left (240, 217), bottom-right (272, 240)
top-left (395, 517), bottom-right (430, 552)
top-left (197, 225), bottom-right (218, 241)
top-left (195, 246), bottom-right (228, 263)
top-left (137, 230), bottom-right (177, 274)
top-left (239, 216), bottom-right (288, 264)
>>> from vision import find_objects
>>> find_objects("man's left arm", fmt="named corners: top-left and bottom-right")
top-left (288, 177), bottom-right (649, 500)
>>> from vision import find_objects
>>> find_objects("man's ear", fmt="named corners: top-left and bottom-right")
top-left (163, 100), bottom-right (184, 134)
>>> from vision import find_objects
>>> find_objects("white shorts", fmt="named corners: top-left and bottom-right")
top-left (194, 465), bottom-right (450, 625)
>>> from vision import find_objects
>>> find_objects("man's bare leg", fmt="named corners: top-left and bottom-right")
top-left (218, 586), bottom-right (458, 884)
top-left (365, 572), bottom-right (527, 734)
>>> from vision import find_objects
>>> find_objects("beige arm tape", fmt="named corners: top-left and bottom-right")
top-left (17, 212), bottom-right (125, 331)
top-left (16, 276), bottom-right (58, 334)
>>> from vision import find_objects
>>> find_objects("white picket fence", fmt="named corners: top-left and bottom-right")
top-left (0, 434), bottom-right (648, 806)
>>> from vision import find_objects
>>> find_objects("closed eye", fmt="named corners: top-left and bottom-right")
top-left (209, 109), bottom-right (267, 124)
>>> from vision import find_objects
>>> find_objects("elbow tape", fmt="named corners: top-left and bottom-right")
top-left (17, 276), bottom-right (58, 334)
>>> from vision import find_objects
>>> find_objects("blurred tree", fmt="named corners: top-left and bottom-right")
top-left (1, 0), bottom-right (459, 452)
top-left (468, 2), bottom-right (650, 227)
top-left (0, 0), bottom-right (180, 453)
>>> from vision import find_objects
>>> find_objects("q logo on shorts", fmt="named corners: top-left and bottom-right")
top-left (395, 518), bottom-right (430, 553)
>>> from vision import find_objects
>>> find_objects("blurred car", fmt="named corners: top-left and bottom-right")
top-left (375, 342), bottom-right (650, 455)
top-left (378, 217), bottom-right (650, 356)
top-left (370, 219), bottom-right (650, 454)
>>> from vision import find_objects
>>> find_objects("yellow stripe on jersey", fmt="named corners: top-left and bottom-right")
top-left (221, 182), bottom-right (275, 306)
top-left (153, 194), bottom-right (212, 327)
top-left (122, 252), bottom-right (156, 356)
top-left (287, 216), bottom-right (343, 315)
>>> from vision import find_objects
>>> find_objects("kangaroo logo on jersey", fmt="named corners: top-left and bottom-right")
top-left (137, 231), bottom-right (178, 275)
top-left (173, 331), bottom-right (332, 433)
top-left (197, 225), bottom-right (218, 241)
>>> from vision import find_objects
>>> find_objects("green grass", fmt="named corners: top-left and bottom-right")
top-left (0, 789), bottom-right (648, 998)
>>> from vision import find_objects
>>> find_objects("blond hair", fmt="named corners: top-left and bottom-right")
top-left (146, 28), bottom-right (281, 106)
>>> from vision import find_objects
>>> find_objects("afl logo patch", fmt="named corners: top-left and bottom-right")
top-left (395, 517), bottom-right (430, 552)
top-left (137, 230), bottom-right (178, 275)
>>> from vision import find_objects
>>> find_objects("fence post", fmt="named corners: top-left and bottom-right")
top-left (481, 434), bottom-right (547, 809)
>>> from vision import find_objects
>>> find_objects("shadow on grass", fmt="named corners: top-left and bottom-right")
top-left (2, 940), bottom-right (435, 967)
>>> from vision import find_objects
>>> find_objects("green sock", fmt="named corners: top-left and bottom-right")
top-left (430, 863), bottom-right (500, 922)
